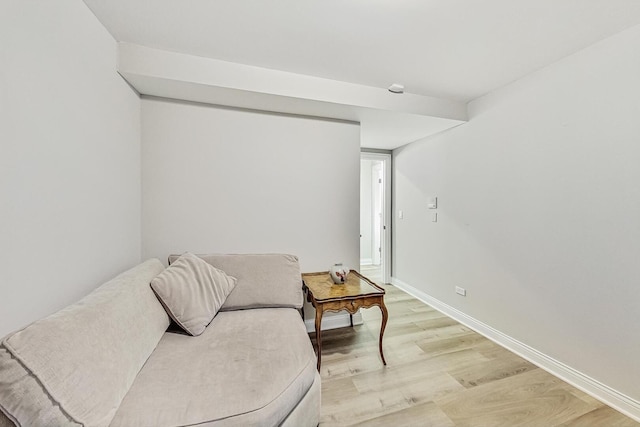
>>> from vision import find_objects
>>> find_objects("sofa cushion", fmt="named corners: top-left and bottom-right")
top-left (0, 259), bottom-right (169, 427)
top-left (110, 308), bottom-right (317, 427)
top-left (168, 254), bottom-right (303, 311)
top-left (151, 252), bottom-right (237, 336)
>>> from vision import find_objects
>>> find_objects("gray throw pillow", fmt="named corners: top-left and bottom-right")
top-left (151, 252), bottom-right (237, 336)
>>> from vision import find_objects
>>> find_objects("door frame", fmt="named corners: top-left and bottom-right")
top-left (361, 151), bottom-right (392, 283)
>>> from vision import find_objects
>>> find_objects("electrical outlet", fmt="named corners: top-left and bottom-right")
top-left (455, 286), bottom-right (466, 296)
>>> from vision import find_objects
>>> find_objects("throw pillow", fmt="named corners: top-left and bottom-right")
top-left (151, 252), bottom-right (237, 336)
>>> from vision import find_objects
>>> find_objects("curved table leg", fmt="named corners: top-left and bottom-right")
top-left (379, 300), bottom-right (388, 365)
top-left (314, 306), bottom-right (323, 371)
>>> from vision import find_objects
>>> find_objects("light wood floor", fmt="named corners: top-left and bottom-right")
top-left (313, 270), bottom-right (639, 426)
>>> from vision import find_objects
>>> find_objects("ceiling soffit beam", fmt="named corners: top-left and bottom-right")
top-left (117, 43), bottom-right (468, 122)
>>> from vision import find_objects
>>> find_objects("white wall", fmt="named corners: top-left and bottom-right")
top-left (393, 24), bottom-right (640, 403)
top-left (0, 1), bottom-right (141, 337)
top-left (141, 98), bottom-right (360, 274)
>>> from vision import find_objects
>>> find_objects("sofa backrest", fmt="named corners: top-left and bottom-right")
top-left (0, 259), bottom-right (169, 427)
top-left (168, 253), bottom-right (303, 311)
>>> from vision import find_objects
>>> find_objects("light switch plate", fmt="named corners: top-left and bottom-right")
top-left (428, 197), bottom-right (438, 209)
top-left (431, 212), bottom-right (438, 222)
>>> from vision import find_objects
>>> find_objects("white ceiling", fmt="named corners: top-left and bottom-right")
top-left (84, 0), bottom-right (640, 148)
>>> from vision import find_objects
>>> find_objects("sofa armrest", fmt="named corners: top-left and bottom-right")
top-left (168, 254), bottom-right (303, 311)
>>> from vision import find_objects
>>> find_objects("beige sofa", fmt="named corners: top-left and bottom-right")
top-left (0, 254), bottom-right (320, 427)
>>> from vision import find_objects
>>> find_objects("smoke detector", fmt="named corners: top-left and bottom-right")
top-left (388, 83), bottom-right (405, 94)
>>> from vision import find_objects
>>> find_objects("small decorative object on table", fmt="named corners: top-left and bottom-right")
top-left (329, 263), bottom-right (349, 284)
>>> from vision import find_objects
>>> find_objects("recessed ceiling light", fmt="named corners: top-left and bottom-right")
top-left (388, 83), bottom-right (404, 94)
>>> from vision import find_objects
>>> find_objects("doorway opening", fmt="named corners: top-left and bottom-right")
top-left (360, 152), bottom-right (391, 284)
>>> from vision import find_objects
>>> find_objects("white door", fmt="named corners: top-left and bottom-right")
top-left (360, 152), bottom-right (391, 283)
top-left (372, 161), bottom-right (383, 266)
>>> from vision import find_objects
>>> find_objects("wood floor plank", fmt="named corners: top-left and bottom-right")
top-left (448, 356), bottom-right (538, 388)
top-left (435, 369), bottom-right (595, 426)
top-left (416, 331), bottom-right (488, 357)
top-left (558, 406), bottom-right (640, 427)
top-left (350, 359), bottom-right (464, 397)
top-left (413, 315), bottom-right (464, 330)
top-left (321, 377), bottom-right (359, 405)
top-left (320, 387), bottom-right (412, 425)
top-left (316, 279), bottom-right (639, 426)
top-left (350, 401), bottom-right (456, 427)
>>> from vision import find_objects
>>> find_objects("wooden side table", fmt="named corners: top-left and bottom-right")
top-left (302, 270), bottom-right (388, 371)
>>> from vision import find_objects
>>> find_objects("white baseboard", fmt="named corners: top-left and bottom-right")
top-left (305, 312), bottom-right (363, 333)
top-left (390, 277), bottom-right (640, 423)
